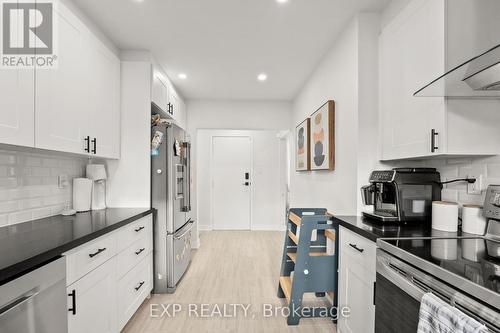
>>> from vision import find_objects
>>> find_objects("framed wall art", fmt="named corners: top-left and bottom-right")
top-left (309, 100), bottom-right (335, 171)
top-left (295, 118), bottom-right (310, 171)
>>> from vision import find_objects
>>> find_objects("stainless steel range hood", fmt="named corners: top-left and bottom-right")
top-left (414, 43), bottom-right (500, 98)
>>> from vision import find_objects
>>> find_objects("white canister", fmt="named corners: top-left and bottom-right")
top-left (73, 178), bottom-right (92, 212)
top-left (462, 204), bottom-right (487, 235)
top-left (432, 201), bottom-right (459, 232)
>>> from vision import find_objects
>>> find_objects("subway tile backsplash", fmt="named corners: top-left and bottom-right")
top-left (427, 156), bottom-right (500, 206)
top-left (0, 149), bottom-right (87, 226)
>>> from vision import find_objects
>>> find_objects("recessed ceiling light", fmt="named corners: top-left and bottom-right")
top-left (178, 73), bottom-right (187, 79)
top-left (276, 0), bottom-right (288, 3)
top-left (257, 73), bottom-right (268, 81)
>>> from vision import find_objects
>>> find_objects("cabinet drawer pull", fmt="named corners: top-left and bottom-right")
top-left (134, 226), bottom-right (145, 232)
top-left (89, 247), bottom-right (106, 258)
top-left (84, 136), bottom-right (90, 153)
top-left (68, 289), bottom-right (76, 315)
top-left (135, 248), bottom-right (146, 255)
top-left (349, 243), bottom-right (364, 253)
top-left (135, 281), bottom-right (145, 291)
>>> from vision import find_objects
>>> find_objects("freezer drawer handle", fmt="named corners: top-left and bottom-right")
top-left (135, 281), bottom-right (145, 291)
top-left (89, 247), bottom-right (106, 258)
top-left (174, 220), bottom-right (195, 240)
top-left (349, 243), bottom-right (364, 253)
top-left (68, 289), bottom-right (76, 315)
top-left (134, 226), bottom-right (145, 233)
top-left (135, 248), bottom-right (146, 255)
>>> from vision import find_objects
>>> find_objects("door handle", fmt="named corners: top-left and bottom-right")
top-left (242, 182), bottom-right (251, 186)
top-left (68, 289), bottom-right (76, 315)
top-left (135, 248), bottom-right (146, 255)
top-left (84, 136), bottom-right (90, 153)
top-left (134, 226), bottom-right (145, 232)
top-left (91, 138), bottom-right (97, 154)
top-left (431, 129), bottom-right (439, 153)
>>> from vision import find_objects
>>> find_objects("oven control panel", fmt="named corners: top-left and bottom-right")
top-left (369, 170), bottom-right (396, 183)
top-left (484, 185), bottom-right (500, 219)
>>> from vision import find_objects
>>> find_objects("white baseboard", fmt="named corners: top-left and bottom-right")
top-left (198, 224), bottom-right (212, 231)
top-left (251, 225), bottom-right (286, 231)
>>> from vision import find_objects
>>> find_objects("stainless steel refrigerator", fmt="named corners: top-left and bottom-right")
top-left (151, 118), bottom-right (193, 294)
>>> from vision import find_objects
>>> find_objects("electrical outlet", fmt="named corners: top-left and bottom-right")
top-left (467, 174), bottom-right (483, 195)
top-left (58, 174), bottom-right (69, 188)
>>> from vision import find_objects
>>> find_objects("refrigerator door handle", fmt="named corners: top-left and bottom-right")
top-left (182, 142), bottom-right (192, 212)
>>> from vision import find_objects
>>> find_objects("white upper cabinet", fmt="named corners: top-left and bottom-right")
top-left (379, 0), bottom-right (500, 161)
top-left (4, 1), bottom-right (124, 159)
top-left (151, 67), bottom-right (186, 129)
top-left (152, 73), bottom-right (169, 112)
top-left (0, 68), bottom-right (35, 148)
top-left (86, 35), bottom-right (121, 159)
top-left (0, 2), bottom-right (35, 147)
top-left (35, 3), bottom-right (89, 155)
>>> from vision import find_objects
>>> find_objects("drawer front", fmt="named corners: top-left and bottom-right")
top-left (117, 215), bottom-right (153, 253)
top-left (118, 254), bottom-right (152, 331)
top-left (66, 233), bottom-right (117, 285)
top-left (116, 235), bottom-right (152, 279)
top-left (340, 226), bottom-right (377, 273)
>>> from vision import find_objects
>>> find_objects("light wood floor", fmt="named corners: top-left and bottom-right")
top-left (123, 231), bottom-right (336, 333)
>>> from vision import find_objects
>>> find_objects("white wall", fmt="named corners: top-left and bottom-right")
top-left (106, 58), bottom-right (152, 208)
top-left (186, 100), bottom-right (292, 236)
top-left (290, 14), bottom-right (380, 215)
top-left (196, 129), bottom-right (285, 231)
top-left (187, 100), bottom-right (292, 131)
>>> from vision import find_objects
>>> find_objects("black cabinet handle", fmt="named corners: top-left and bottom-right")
top-left (68, 289), bottom-right (76, 315)
top-left (134, 226), bottom-right (145, 232)
top-left (135, 248), bottom-right (145, 255)
top-left (134, 281), bottom-right (145, 291)
top-left (349, 243), bottom-right (364, 253)
top-left (84, 136), bottom-right (90, 153)
top-left (431, 129), bottom-right (439, 153)
top-left (89, 247), bottom-right (106, 258)
top-left (91, 138), bottom-right (97, 154)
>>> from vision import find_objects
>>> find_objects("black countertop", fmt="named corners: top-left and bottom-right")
top-left (333, 215), bottom-right (433, 242)
top-left (0, 208), bottom-right (153, 285)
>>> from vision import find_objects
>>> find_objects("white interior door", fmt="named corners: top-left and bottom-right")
top-left (212, 136), bottom-right (252, 230)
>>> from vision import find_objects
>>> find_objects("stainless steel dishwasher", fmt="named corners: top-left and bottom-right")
top-left (0, 257), bottom-right (67, 333)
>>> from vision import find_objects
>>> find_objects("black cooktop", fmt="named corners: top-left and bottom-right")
top-left (384, 235), bottom-right (500, 295)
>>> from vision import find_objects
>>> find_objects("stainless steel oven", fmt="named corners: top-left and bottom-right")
top-left (0, 257), bottom-right (67, 333)
top-left (375, 248), bottom-right (500, 333)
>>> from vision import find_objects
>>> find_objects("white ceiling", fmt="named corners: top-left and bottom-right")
top-left (73, 0), bottom-right (389, 101)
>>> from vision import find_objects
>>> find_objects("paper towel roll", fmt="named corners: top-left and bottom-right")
top-left (432, 201), bottom-right (459, 232)
top-left (73, 178), bottom-right (92, 212)
top-left (462, 205), bottom-right (486, 235)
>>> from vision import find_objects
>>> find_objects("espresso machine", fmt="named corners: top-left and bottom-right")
top-left (361, 168), bottom-right (441, 222)
top-left (86, 164), bottom-right (107, 210)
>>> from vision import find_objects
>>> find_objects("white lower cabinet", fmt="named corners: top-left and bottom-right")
top-left (67, 258), bottom-right (117, 333)
top-left (337, 227), bottom-right (376, 333)
top-left (65, 214), bottom-right (153, 333)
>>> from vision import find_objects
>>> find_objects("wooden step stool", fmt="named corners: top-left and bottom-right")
top-left (277, 208), bottom-right (338, 326)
